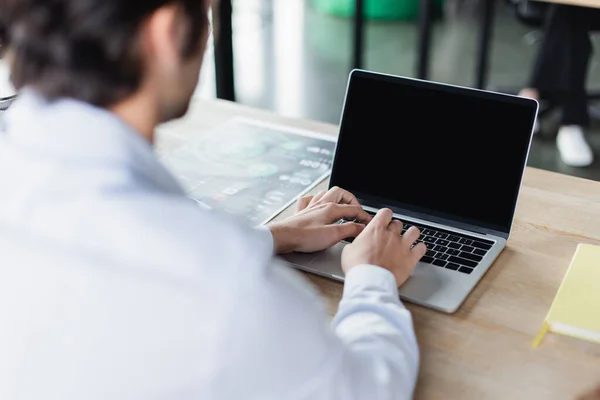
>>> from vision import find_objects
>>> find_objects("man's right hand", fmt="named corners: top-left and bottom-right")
top-left (341, 208), bottom-right (427, 286)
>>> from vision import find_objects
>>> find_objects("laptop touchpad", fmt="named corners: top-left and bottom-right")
top-left (305, 242), bottom-right (346, 278)
top-left (281, 251), bottom-right (319, 268)
top-left (282, 242), bottom-right (347, 279)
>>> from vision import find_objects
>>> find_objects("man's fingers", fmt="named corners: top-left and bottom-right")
top-left (368, 208), bottom-right (393, 230)
top-left (296, 195), bottom-right (313, 212)
top-left (412, 242), bottom-right (427, 261)
top-left (308, 187), bottom-right (372, 222)
top-left (308, 190), bottom-right (326, 206)
top-left (403, 226), bottom-right (421, 244)
top-left (330, 222), bottom-right (365, 244)
top-left (318, 186), bottom-right (361, 206)
top-left (322, 203), bottom-right (371, 224)
top-left (388, 220), bottom-right (403, 234)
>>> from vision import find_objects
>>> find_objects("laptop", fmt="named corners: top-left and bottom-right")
top-left (283, 70), bottom-right (538, 313)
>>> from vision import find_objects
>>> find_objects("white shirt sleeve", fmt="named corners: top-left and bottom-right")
top-left (209, 258), bottom-right (419, 400)
top-left (331, 264), bottom-right (419, 400)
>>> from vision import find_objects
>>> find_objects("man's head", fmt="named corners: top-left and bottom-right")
top-left (0, 0), bottom-right (211, 129)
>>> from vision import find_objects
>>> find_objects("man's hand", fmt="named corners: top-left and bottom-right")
top-left (341, 208), bottom-right (427, 286)
top-left (579, 385), bottom-right (600, 400)
top-left (267, 187), bottom-right (372, 254)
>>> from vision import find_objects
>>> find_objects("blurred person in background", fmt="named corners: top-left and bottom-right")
top-left (519, 4), bottom-right (600, 167)
top-left (0, 0), bottom-right (426, 399)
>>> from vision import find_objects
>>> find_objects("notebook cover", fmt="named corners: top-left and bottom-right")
top-left (533, 244), bottom-right (600, 347)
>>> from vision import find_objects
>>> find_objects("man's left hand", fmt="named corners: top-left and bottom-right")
top-left (267, 187), bottom-right (373, 254)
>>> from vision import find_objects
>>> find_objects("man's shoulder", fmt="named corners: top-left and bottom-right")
top-left (79, 191), bottom-right (275, 282)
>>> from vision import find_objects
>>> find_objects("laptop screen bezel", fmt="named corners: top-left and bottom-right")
top-left (329, 70), bottom-right (539, 236)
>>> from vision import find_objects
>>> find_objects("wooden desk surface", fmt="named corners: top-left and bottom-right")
top-left (535, 0), bottom-right (600, 9)
top-left (157, 98), bottom-right (600, 399)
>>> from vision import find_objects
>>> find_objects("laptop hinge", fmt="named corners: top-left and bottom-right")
top-left (360, 200), bottom-right (509, 240)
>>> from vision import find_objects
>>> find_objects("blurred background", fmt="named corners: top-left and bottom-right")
top-left (194, 0), bottom-right (600, 181)
top-left (3, 0), bottom-right (600, 180)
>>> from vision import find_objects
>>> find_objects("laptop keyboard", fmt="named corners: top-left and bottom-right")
top-left (341, 215), bottom-right (494, 275)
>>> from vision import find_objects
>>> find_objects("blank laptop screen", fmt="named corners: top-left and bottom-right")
top-left (330, 71), bottom-right (537, 234)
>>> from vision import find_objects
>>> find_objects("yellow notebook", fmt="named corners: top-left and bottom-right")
top-left (533, 244), bottom-right (600, 347)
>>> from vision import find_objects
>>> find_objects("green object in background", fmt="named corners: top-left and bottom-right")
top-left (312, 0), bottom-right (444, 21)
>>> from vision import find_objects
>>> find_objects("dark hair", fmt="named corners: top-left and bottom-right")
top-left (0, 0), bottom-right (208, 106)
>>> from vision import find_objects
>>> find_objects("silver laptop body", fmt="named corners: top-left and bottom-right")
top-left (283, 70), bottom-right (538, 313)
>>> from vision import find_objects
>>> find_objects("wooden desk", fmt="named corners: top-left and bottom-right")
top-left (535, 0), bottom-right (600, 8)
top-left (157, 99), bottom-right (600, 399)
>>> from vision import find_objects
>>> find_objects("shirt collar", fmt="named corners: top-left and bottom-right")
top-left (3, 89), bottom-right (184, 195)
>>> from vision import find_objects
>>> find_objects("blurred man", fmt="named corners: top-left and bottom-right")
top-left (0, 1), bottom-right (426, 399)
top-left (520, 4), bottom-right (600, 167)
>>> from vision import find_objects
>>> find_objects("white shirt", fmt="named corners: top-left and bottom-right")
top-left (0, 92), bottom-right (419, 400)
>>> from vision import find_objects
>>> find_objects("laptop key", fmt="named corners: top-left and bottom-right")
top-left (432, 259), bottom-right (447, 267)
top-left (438, 254), bottom-right (449, 261)
top-left (459, 238), bottom-right (473, 245)
top-left (433, 245), bottom-right (447, 252)
top-left (473, 248), bottom-right (486, 256)
top-left (422, 229), bottom-right (435, 236)
top-left (446, 262), bottom-right (460, 271)
top-left (420, 255), bottom-right (434, 264)
top-left (459, 252), bottom-right (483, 262)
top-left (472, 241), bottom-right (492, 250)
top-left (434, 232), bottom-right (448, 239)
top-left (448, 235), bottom-right (461, 242)
top-left (448, 256), bottom-right (478, 268)
top-left (436, 239), bottom-right (449, 246)
top-left (458, 266), bottom-right (474, 274)
top-left (448, 242), bottom-right (461, 249)
top-left (446, 248), bottom-right (460, 256)
top-left (424, 242), bottom-right (435, 249)
top-left (461, 245), bottom-right (475, 252)
top-left (424, 236), bottom-right (436, 243)
top-left (425, 250), bottom-right (436, 257)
